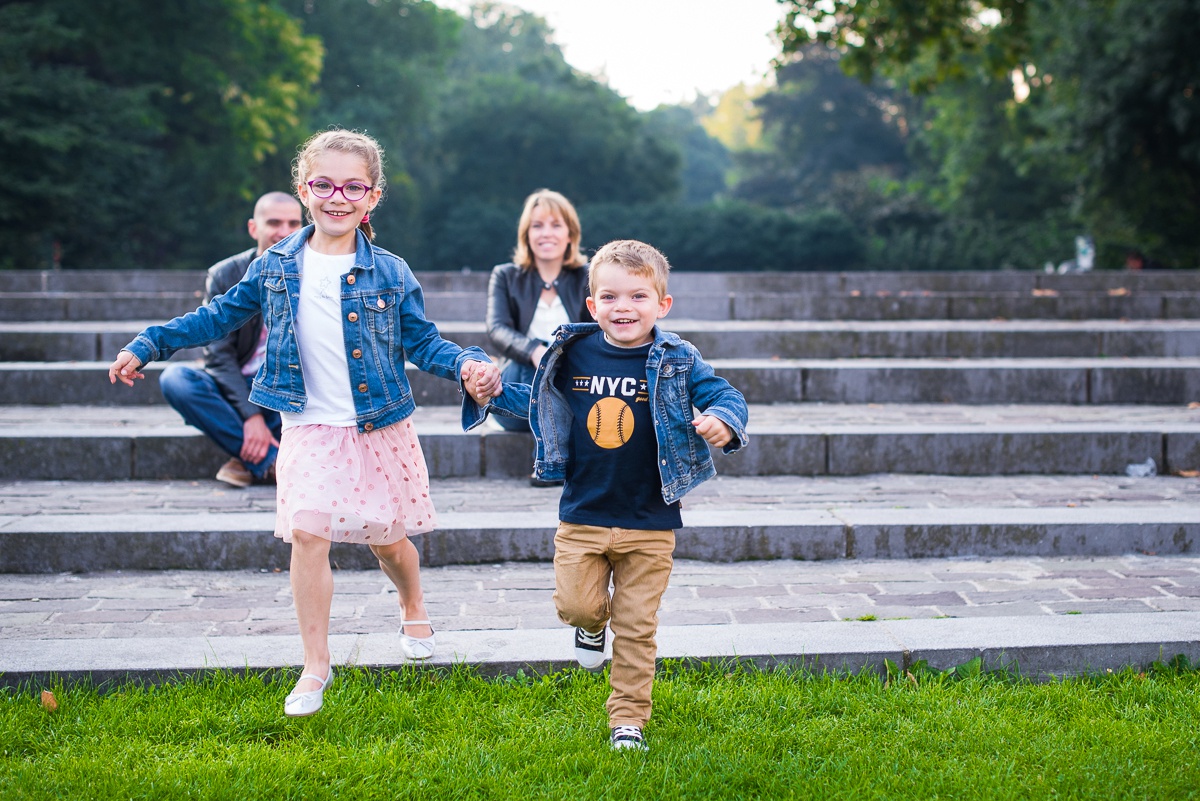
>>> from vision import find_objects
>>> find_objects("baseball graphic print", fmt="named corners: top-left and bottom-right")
top-left (587, 396), bottom-right (634, 449)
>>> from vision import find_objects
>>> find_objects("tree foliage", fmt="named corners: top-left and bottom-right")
top-left (734, 47), bottom-right (910, 210)
top-left (434, 4), bottom-right (680, 208)
top-left (412, 3), bottom-right (681, 268)
top-left (0, 0), bottom-right (320, 269)
top-left (275, 0), bottom-right (461, 256)
top-left (583, 201), bottom-right (864, 271)
top-left (12, 0), bottom-right (1114, 274)
top-left (778, 0), bottom-right (1031, 92)
top-left (778, 0), bottom-right (1200, 266)
top-left (1037, 0), bottom-right (1200, 263)
top-left (643, 103), bottom-right (732, 205)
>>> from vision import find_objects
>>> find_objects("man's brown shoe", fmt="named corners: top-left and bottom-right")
top-left (215, 458), bottom-right (253, 488)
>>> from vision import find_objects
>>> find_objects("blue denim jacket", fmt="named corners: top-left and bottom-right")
top-left (489, 322), bottom-right (749, 504)
top-left (124, 226), bottom-right (490, 433)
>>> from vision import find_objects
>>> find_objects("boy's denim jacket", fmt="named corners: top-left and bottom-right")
top-left (488, 322), bottom-right (749, 504)
top-left (124, 226), bottom-right (489, 433)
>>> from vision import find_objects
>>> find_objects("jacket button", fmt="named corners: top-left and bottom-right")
top-left (352, 349), bottom-right (363, 359)
top-left (346, 274), bottom-right (355, 285)
top-left (347, 312), bottom-right (359, 322)
top-left (358, 383), bottom-right (368, 393)
top-left (363, 422), bottom-right (373, 431)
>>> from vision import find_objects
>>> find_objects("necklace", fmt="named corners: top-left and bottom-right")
top-left (541, 277), bottom-right (559, 291)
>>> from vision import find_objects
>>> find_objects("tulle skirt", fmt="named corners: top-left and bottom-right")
top-left (274, 420), bottom-right (437, 546)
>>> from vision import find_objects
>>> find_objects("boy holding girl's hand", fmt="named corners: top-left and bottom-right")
top-left (469, 239), bottom-right (748, 752)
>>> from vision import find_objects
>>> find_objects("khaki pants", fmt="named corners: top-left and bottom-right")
top-left (553, 522), bottom-right (675, 728)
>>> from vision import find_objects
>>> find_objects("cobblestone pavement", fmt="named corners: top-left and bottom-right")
top-left (3, 555), bottom-right (1199, 643)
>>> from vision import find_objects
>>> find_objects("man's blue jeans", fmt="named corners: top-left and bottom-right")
top-left (159, 363), bottom-right (281, 479)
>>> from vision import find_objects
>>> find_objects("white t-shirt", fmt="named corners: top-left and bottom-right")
top-left (281, 244), bottom-right (357, 429)
top-left (526, 295), bottom-right (570, 346)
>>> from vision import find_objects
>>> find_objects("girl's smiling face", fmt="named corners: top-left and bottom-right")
top-left (297, 150), bottom-right (381, 254)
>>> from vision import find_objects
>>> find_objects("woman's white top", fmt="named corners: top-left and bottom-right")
top-left (281, 244), bottom-right (358, 429)
top-left (526, 294), bottom-right (570, 345)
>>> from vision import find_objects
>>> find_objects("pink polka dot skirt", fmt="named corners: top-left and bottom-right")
top-left (274, 420), bottom-right (437, 545)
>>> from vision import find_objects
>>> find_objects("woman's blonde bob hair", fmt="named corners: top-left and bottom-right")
top-left (512, 189), bottom-right (586, 270)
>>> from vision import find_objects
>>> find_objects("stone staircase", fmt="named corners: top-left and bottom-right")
top-left (1, 268), bottom-right (1198, 574)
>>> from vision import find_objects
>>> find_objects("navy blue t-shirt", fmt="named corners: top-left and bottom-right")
top-left (555, 330), bottom-right (683, 530)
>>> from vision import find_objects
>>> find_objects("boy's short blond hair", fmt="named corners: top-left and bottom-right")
top-left (588, 239), bottom-right (671, 299)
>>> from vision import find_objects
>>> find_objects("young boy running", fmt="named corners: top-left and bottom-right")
top-left (476, 239), bottom-right (749, 751)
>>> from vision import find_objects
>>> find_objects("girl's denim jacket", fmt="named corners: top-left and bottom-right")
top-left (124, 227), bottom-right (490, 433)
top-left (489, 322), bottom-right (749, 504)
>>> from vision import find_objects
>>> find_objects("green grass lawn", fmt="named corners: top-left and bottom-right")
top-left (3, 659), bottom-right (1198, 799)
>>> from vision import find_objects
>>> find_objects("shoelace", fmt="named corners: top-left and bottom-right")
top-left (612, 726), bottom-right (643, 743)
top-left (577, 628), bottom-right (604, 647)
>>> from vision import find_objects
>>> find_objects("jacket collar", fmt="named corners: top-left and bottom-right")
top-left (268, 225), bottom-right (377, 272)
top-left (558, 322), bottom-right (683, 349)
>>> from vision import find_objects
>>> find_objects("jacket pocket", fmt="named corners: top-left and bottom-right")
top-left (264, 277), bottom-right (289, 318)
top-left (364, 293), bottom-right (398, 336)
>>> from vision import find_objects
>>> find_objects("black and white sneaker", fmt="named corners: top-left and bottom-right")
top-left (573, 626), bottom-right (607, 671)
top-left (610, 725), bottom-right (648, 751)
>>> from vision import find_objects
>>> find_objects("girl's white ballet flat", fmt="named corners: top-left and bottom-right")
top-left (399, 619), bottom-right (436, 661)
top-left (284, 669), bottom-right (334, 717)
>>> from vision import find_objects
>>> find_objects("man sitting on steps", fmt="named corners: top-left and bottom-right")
top-left (158, 192), bottom-right (303, 488)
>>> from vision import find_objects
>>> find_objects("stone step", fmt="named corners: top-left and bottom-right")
top-left (4, 319), bottom-right (1200, 361)
top-left (1, 474), bottom-right (1196, 572)
top-left (2, 404), bottom-right (1196, 481)
top-left (4, 288), bottom-right (1197, 322)
top-left (4, 268), bottom-right (1198, 294)
top-left (6, 356), bottom-right (1198, 407)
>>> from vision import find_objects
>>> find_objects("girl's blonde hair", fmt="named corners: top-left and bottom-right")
top-left (292, 129), bottom-right (386, 242)
top-left (512, 189), bottom-right (586, 270)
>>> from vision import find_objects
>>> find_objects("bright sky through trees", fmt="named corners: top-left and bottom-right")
top-left (437, 0), bottom-right (787, 109)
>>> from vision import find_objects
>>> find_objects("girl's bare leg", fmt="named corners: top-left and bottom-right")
top-left (290, 529), bottom-right (333, 691)
top-left (370, 537), bottom-right (433, 637)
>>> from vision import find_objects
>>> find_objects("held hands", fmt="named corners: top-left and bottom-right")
top-left (108, 351), bottom-right (145, 387)
top-left (692, 414), bottom-right (733, 448)
top-left (461, 360), bottom-right (501, 406)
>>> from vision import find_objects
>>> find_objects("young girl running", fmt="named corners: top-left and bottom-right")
top-left (108, 129), bottom-right (501, 717)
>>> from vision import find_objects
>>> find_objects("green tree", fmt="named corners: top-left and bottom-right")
top-left (643, 102), bottom-right (732, 205)
top-left (777, 0), bottom-right (1031, 93)
top-left (582, 201), bottom-right (864, 271)
top-left (702, 83), bottom-right (767, 152)
top-left (416, 3), bottom-right (681, 268)
top-left (0, 4), bottom-right (155, 269)
top-left (276, 0), bottom-right (461, 253)
top-left (0, 0), bottom-right (320, 269)
top-left (1035, 0), bottom-right (1200, 265)
top-left (733, 47), bottom-right (910, 210)
top-left (779, 0), bottom-right (1200, 267)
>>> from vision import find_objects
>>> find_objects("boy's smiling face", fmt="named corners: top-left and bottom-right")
top-left (586, 260), bottom-right (672, 348)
